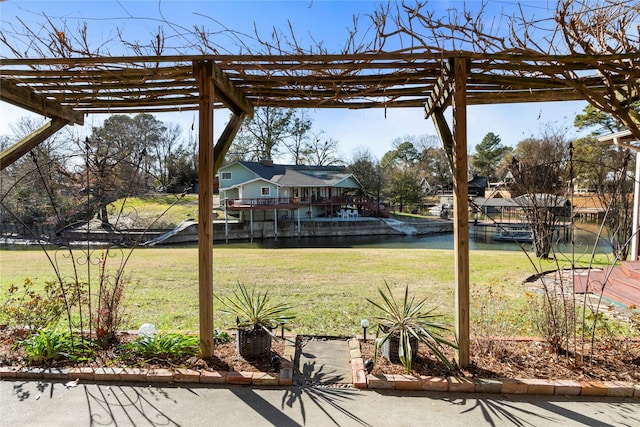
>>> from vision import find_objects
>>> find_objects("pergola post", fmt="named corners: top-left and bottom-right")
top-left (194, 60), bottom-right (215, 357)
top-left (451, 56), bottom-right (470, 368)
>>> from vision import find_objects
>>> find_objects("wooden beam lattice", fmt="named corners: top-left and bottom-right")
top-left (2, 52), bottom-right (633, 115)
top-left (210, 62), bottom-right (253, 118)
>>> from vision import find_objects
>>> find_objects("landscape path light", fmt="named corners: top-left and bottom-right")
top-left (360, 319), bottom-right (369, 342)
top-left (279, 317), bottom-right (288, 339)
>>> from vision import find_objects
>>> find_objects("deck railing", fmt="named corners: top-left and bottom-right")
top-left (225, 197), bottom-right (299, 208)
top-left (223, 195), bottom-right (390, 217)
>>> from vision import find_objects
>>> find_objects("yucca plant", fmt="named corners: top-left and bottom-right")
top-left (215, 283), bottom-right (294, 334)
top-left (367, 282), bottom-right (457, 374)
top-left (215, 283), bottom-right (294, 357)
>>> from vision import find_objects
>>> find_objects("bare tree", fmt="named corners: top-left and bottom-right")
top-left (283, 110), bottom-right (313, 165)
top-left (509, 128), bottom-right (570, 258)
top-left (229, 107), bottom-right (294, 161)
top-left (303, 132), bottom-right (343, 166)
top-left (152, 123), bottom-right (183, 189)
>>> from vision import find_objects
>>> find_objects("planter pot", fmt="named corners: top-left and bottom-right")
top-left (381, 334), bottom-right (418, 363)
top-left (236, 327), bottom-right (272, 358)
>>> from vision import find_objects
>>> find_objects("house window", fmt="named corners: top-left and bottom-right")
top-left (221, 172), bottom-right (232, 180)
top-left (261, 187), bottom-right (271, 196)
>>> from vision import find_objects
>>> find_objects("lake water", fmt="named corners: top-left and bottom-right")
top-left (217, 225), bottom-right (613, 253)
top-left (1, 223), bottom-right (613, 254)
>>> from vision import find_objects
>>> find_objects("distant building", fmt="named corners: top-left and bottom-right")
top-left (218, 160), bottom-right (387, 221)
top-left (467, 175), bottom-right (489, 197)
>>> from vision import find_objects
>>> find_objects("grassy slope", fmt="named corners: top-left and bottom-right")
top-left (1, 246), bottom-right (568, 336)
top-left (107, 194), bottom-right (219, 229)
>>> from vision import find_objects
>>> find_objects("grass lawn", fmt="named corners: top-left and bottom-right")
top-left (0, 246), bottom-right (610, 336)
top-left (106, 194), bottom-right (222, 229)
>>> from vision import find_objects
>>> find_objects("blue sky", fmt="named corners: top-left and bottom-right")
top-left (0, 0), bottom-right (590, 161)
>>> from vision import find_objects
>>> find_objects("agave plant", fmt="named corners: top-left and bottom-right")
top-left (215, 283), bottom-right (294, 335)
top-left (367, 282), bottom-right (457, 374)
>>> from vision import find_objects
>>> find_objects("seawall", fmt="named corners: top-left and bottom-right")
top-left (147, 217), bottom-right (453, 245)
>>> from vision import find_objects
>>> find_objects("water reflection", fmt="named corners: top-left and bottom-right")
top-left (217, 227), bottom-right (612, 251)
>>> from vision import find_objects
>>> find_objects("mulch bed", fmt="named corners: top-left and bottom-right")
top-left (360, 337), bottom-right (640, 382)
top-left (0, 329), bottom-right (285, 374)
top-left (2, 328), bottom-right (639, 382)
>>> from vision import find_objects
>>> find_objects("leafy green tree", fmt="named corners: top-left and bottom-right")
top-left (420, 146), bottom-right (452, 194)
top-left (379, 141), bottom-right (422, 212)
top-left (471, 132), bottom-right (508, 180)
top-left (348, 148), bottom-right (380, 197)
top-left (571, 136), bottom-right (609, 191)
top-left (384, 167), bottom-right (422, 213)
top-left (574, 104), bottom-right (629, 136)
top-left (84, 114), bottom-right (161, 227)
top-left (572, 103), bottom-right (636, 260)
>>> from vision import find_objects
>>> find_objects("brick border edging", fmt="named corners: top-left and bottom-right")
top-left (348, 338), bottom-right (640, 397)
top-left (0, 339), bottom-right (297, 387)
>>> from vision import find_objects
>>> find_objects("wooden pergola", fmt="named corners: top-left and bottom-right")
top-left (0, 51), bottom-right (631, 366)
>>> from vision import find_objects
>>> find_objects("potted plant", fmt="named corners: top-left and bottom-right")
top-left (215, 283), bottom-right (294, 358)
top-left (366, 282), bottom-right (457, 374)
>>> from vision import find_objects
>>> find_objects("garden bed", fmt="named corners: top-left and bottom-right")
top-left (0, 328), bottom-right (287, 375)
top-left (360, 337), bottom-right (640, 383)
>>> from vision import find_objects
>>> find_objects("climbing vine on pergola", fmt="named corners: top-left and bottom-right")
top-left (1, 0), bottom-right (638, 366)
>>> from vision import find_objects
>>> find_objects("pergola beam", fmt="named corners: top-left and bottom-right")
top-left (0, 78), bottom-right (84, 125)
top-left (213, 112), bottom-right (247, 173)
top-left (424, 60), bottom-right (452, 118)
top-left (210, 61), bottom-right (254, 118)
top-left (427, 57), bottom-right (471, 367)
top-left (0, 118), bottom-right (69, 171)
top-left (193, 60), bottom-right (253, 358)
top-left (431, 108), bottom-right (454, 168)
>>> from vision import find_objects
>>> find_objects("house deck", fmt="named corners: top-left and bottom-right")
top-left (224, 196), bottom-right (389, 218)
top-left (573, 260), bottom-right (640, 308)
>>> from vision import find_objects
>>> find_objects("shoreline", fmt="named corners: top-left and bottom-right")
top-left (1, 217), bottom-right (454, 247)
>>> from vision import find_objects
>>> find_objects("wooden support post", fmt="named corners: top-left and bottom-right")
top-left (0, 118), bottom-right (69, 171)
top-left (213, 112), bottom-right (246, 173)
top-left (194, 60), bottom-right (215, 357)
top-left (452, 56), bottom-right (470, 368)
top-left (431, 108), bottom-right (454, 170)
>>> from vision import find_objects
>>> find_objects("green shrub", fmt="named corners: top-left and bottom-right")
top-left (213, 329), bottom-right (232, 344)
top-left (2, 279), bottom-right (68, 331)
top-left (18, 328), bottom-right (94, 364)
top-left (122, 332), bottom-right (200, 359)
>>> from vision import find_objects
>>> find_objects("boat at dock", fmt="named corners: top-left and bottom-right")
top-left (491, 226), bottom-right (533, 243)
